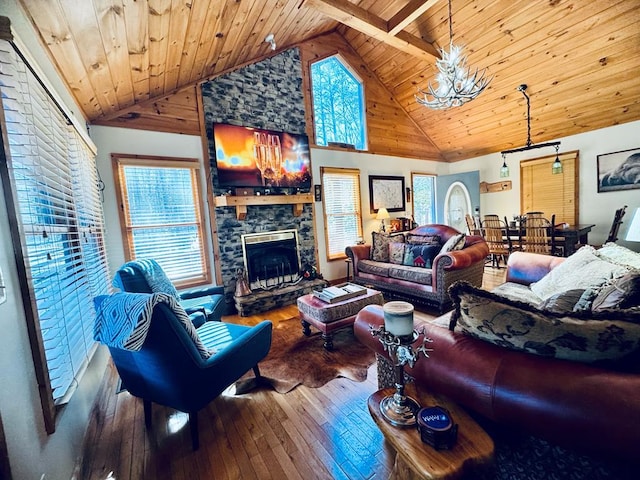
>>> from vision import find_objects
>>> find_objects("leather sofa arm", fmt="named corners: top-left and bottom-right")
top-left (433, 235), bottom-right (488, 271)
top-left (505, 251), bottom-right (565, 285)
top-left (345, 244), bottom-right (371, 275)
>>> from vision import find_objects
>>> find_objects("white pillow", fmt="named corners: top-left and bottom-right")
top-left (530, 246), bottom-right (629, 300)
top-left (597, 242), bottom-right (640, 270)
top-left (439, 233), bottom-right (466, 255)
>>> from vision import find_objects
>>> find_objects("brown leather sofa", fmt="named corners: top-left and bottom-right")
top-left (345, 225), bottom-right (488, 313)
top-left (354, 252), bottom-right (640, 463)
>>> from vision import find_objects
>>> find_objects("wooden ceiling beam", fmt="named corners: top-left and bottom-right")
top-left (387, 0), bottom-right (440, 36)
top-left (302, 0), bottom-right (440, 59)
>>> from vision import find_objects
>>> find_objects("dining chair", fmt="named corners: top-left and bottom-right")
top-left (465, 213), bottom-right (480, 236)
top-left (481, 215), bottom-right (512, 268)
top-left (523, 212), bottom-right (553, 254)
top-left (605, 205), bottom-right (627, 243)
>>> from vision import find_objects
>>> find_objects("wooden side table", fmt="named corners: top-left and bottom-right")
top-left (368, 384), bottom-right (494, 479)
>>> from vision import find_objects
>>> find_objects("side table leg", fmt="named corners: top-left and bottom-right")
top-left (390, 453), bottom-right (421, 480)
top-left (322, 333), bottom-right (334, 351)
top-left (301, 319), bottom-right (311, 336)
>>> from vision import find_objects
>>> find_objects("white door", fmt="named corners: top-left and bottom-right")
top-left (444, 181), bottom-right (472, 234)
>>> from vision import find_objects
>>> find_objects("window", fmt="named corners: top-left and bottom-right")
top-left (520, 152), bottom-right (578, 225)
top-left (412, 173), bottom-right (436, 225)
top-left (311, 55), bottom-right (367, 150)
top-left (112, 155), bottom-right (210, 288)
top-left (321, 167), bottom-right (363, 260)
top-left (0, 39), bottom-right (110, 432)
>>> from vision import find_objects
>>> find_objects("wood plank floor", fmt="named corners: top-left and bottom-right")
top-left (78, 269), bottom-right (506, 480)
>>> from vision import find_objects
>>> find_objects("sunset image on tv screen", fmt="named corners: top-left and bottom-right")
top-left (213, 123), bottom-right (311, 189)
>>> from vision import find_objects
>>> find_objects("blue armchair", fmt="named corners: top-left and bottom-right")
top-left (93, 292), bottom-right (272, 450)
top-left (112, 258), bottom-right (226, 324)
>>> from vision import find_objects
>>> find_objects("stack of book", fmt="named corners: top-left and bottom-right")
top-left (313, 283), bottom-right (367, 303)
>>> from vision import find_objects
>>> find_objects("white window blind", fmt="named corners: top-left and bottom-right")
top-left (0, 38), bottom-right (110, 420)
top-left (321, 167), bottom-right (363, 260)
top-left (113, 156), bottom-right (210, 287)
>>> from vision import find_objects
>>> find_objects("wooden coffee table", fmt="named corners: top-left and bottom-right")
top-left (297, 287), bottom-right (384, 350)
top-left (368, 383), bottom-right (494, 479)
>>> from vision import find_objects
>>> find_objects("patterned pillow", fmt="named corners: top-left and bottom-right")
top-left (388, 242), bottom-right (406, 265)
top-left (540, 289), bottom-right (587, 313)
top-left (449, 281), bottom-right (640, 364)
top-left (439, 233), bottom-right (466, 255)
top-left (591, 271), bottom-right (640, 311)
top-left (406, 234), bottom-right (440, 245)
top-left (371, 231), bottom-right (405, 262)
top-left (402, 244), bottom-right (441, 268)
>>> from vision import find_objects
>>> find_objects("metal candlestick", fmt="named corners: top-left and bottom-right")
top-left (370, 326), bottom-right (433, 427)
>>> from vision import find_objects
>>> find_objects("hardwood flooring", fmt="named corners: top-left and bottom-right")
top-left (78, 268), bottom-right (506, 480)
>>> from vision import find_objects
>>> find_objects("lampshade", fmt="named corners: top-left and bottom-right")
top-left (376, 207), bottom-right (390, 220)
top-left (625, 207), bottom-right (640, 242)
top-left (500, 155), bottom-right (509, 178)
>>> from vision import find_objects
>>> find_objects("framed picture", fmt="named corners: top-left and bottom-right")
top-left (369, 175), bottom-right (406, 213)
top-left (597, 147), bottom-right (640, 193)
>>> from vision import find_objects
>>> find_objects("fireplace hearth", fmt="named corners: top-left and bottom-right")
top-left (241, 229), bottom-right (302, 290)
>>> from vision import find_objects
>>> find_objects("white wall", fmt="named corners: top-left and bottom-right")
top-left (0, 2), bottom-right (109, 479)
top-left (448, 120), bottom-right (640, 251)
top-left (310, 148), bottom-right (446, 280)
top-left (89, 125), bottom-right (215, 280)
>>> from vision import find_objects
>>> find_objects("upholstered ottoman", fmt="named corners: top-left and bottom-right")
top-left (297, 288), bottom-right (384, 350)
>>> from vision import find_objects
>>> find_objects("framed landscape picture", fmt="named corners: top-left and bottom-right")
top-left (597, 147), bottom-right (640, 193)
top-left (369, 175), bottom-right (406, 213)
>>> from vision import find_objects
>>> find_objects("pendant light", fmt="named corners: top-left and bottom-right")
top-left (500, 84), bottom-right (562, 175)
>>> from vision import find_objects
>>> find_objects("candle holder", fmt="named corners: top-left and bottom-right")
top-left (370, 324), bottom-right (433, 427)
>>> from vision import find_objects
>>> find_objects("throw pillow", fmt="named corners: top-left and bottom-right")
top-left (388, 242), bottom-right (406, 265)
top-left (591, 271), bottom-right (640, 311)
top-left (406, 234), bottom-right (441, 245)
top-left (371, 231), bottom-right (405, 262)
top-left (597, 243), bottom-right (640, 270)
top-left (448, 281), bottom-right (640, 364)
top-left (530, 245), bottom-right (629, 300)
top-left (439, 233), bottom-right (466, 255)
top-left (402, 244), bottom-right (441, 268)
top-left (540, 289), bottom-right (587, 313)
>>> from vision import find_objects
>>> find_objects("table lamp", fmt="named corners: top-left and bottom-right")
top-left (376, 207), bottom-right (390, 232)
top-left (625, 207), bottom-right (640, 243)
top-left (370, 301), bottom-right (432, 426)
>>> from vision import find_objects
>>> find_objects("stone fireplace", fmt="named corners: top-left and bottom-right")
top-left (241, 229), bottom-right (301, 290)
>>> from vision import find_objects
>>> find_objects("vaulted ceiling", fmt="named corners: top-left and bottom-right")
top-left (16, 0), bottom-right (640, 161)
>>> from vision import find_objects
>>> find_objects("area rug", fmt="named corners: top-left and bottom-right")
top-left (236, 317), bottom-right (375, 394)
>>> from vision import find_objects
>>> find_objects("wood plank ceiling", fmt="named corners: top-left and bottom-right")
top-left (16, 0), bottom-right (640, 162)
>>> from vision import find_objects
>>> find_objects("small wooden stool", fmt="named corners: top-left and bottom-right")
top-left (297, 288), bottom-right (383, 350)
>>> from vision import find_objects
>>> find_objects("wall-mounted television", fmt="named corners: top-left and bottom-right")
top-left (213, 123), bottom-right (312, 190)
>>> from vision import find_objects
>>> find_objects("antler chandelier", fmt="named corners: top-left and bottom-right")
top-left (416, 0), bottom-right (492, 109)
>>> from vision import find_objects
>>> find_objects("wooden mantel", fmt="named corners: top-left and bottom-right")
top-left (214, 194), bottom-right (314, 220)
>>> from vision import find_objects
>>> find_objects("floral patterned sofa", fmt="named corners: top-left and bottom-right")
top-left (345, 224), bottom-right (488, 313)
top-left (354, 243), bottom-right (640, 462)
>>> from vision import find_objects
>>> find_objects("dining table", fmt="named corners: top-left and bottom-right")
top-left (505, 223), bottom-right (595, 257)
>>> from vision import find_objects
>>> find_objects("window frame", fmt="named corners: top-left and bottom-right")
top-left (111, 154), bottom-right (211, 289)
top-left (310, 54), bottom-right (368, 151)
top-left (411, 172), bottom-right (437, 226)
top-left (321, 166), bottom-right (364, 261)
